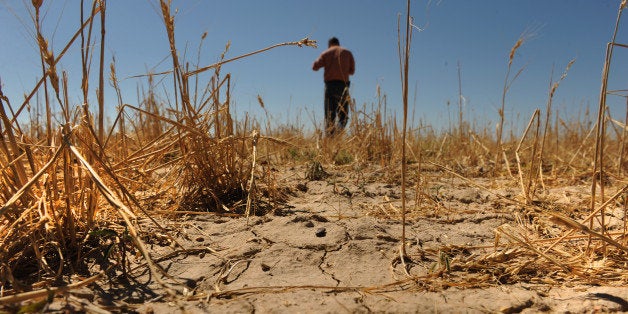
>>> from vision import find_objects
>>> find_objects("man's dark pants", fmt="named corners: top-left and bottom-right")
top-left (324, 80), bottom-right (350, 137)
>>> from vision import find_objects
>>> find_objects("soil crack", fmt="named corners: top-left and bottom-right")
top-left (317, 226), bottom-right (349, 286)
top-left (319, 244), bottom-right (344, 286)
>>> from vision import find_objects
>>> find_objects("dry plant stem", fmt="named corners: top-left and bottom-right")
top-left (620, 97), bottom-right (628, 176)
top-left (457, 61), bottom-right (464, 138)
top-left (112, 126), bottom-right (177, 167)
top-left (1, 196), bottom-right (44, 247)
top-left (215, 259), bottom-right (253, 292)
top-left (607, 107), bottom-right (625, 142)
top-left (541, 66), bottom-right (556, 189)
top-left (138, 140), bottom-right (177, 168)
top-left (397, 0), bottom-right (411, 259)
top-left (590, 3), bottom-right (625, 252)
top-left (159, 0), bottom-right (196, 122)
top-left (192, 33), bottom-right (209, 106)
top-left (109, 61), bottom-right (128, 158)
top-left (470, 133), bottom-right (491, 154)
top-left (542, 184), bottom-right (628, 254)
top-left (496, 225), bottom-right (575, 275)
top-left (495, 36), bottom-right (526, 175)
top-left (0, 142), bottom-right (65, 217)
top-left (245, 131), bottom-right (259, 220)
top-left (67, 143), bottom-right (180, 295)
top-left (97, 0), bottom-right (106, 146)
top-left (526, 111), bottom-right (542, 200)
top-left (568, 123), bottom-right (596, 167)
top-left (0, 271), bottom-right (104, 305)
top-left (515, 110), bottom-right (540, 203)
top-left (9, 5), bottom-right (101, 126)
top-left (548, 212), bottom-right (628, 253)
top-left (0, 94), bottom-right (28, 189)
top-left (72, 133), bottom-right (170, 233)
top-left (67, 143), bottom-right (135, 219)
top-left (81, 0), bottom-right (99, 105)
top-left (102, 63), bottom-right (128, 149)
top-left (195, 74), bottom-right (230, 115)
top-left (33, 3), bottom-right (52, 147)
top-left (185, 38), bottom-right (317, 78)
top-left (128, 38), bottom-right (315, 81)
top-left (80, 112), bottom-right (101, 227)
top-left (62, 126), bottom-right (77, 247)
top-left (539, 59), bottom-right (576, 187)
top-left (436, 133), bottom-right (448, 159)
top-left (120, 104), bottom-right (205, 136)
top-left (621, 191), bottom-right (628, 239)
top-left (472, 232), bottom-right (627, 251)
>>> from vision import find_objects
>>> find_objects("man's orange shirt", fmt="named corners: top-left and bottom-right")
top-left (312, 45), bottom-right (355, 83)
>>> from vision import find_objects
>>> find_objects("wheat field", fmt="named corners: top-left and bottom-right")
top-left (1, 0), bottom-right (627, 312)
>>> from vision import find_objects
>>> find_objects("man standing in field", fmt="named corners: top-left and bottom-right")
top-left (312, 37), bottom-right (355, 137)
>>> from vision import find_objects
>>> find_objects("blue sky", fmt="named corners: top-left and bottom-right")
top-left (1, 1), bottom-right (627, 134)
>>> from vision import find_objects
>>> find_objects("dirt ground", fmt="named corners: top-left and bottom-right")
top-left (12, 163), bottom-right (628, 313)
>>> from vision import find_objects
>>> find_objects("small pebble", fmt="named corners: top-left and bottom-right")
top-left (315, 228), bottom-right (327, 237)
top-left (261, 263), bottom-right (271, 272)
top-left (304, 221), bottom-right (315, 228)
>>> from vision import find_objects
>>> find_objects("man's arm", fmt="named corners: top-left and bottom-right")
top-left (312, 56), bottom-right (324, 71)
top-left (312, 50), bottom-right (328, 71)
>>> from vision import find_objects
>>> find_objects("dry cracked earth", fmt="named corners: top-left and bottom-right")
top-left (33, 165), bottom-right (628, 313)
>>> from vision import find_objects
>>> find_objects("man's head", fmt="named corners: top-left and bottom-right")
top-left (328, 37), bottom-right (340, 47)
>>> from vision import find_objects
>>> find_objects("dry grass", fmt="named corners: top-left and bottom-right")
top-left (0, 0), bottom-right (627, 310)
